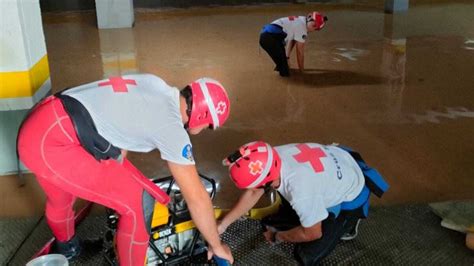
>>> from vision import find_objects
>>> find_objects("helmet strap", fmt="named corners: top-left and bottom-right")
top-left (224, 150), bottom-right (242, 165)
top-left (261, 182), bottom-right (274, 194)
top-left (180, 86), bottom-right (193, 128)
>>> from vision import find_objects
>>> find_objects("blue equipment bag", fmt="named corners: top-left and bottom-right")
top-left (327, 145), bottom-right (390, 218)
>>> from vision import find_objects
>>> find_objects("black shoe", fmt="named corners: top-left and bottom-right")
top-left (279, 71), bottom-right (290, 77)
top-left (341, 219), bottom-right (361, 241)
top-left (51, 235), bottom-right (82, 260)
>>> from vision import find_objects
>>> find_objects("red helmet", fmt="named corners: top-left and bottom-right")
top-left (307, 11), bottom-right (327, 30)
top-left (188, 78), bottom-right (230, 129)
top-left (223, 141), bottom-right (281, 189)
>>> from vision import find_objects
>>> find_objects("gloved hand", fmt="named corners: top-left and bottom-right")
top-left (207, 243), bottom-right (234, 265)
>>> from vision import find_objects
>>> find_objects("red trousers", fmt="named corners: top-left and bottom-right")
top-left (18, 96), bottom-right (166, 265)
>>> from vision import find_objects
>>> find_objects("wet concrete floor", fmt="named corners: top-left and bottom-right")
top-left (1, 1), bottom-right (473, 216)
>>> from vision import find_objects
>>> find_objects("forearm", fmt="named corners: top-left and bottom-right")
top-left (186, 188), bottom-right (222, 247)
top-left (168, 163), bottom-right (222, 248)
top-left (221, 189), bottom-right (264, 228)
top-left (296, 51), bottom-right (304, 71)
top-left (286, 40), bottom-right (295, 58)
top-left (276, 225), bottom-right (321, 243)
top-left (295, 42), bottom-right (305, 71)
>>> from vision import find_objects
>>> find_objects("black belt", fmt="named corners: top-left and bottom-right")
top-left (55, 92), bottom-right (121, 161)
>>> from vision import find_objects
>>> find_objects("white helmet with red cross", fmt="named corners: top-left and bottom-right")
top-left (307, 11), bottom-right (327, 31)
top-left (187, 78), bottom-right (230, 130)
top-left (222, 141), bottom-right (282, 189)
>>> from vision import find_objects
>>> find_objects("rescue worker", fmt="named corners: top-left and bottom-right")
top-left (259, 12), bottom-right (328, 77)
top-left (17, 74), bottom-right (234, 265)
top-left (218, 141), bottom-right (388, 265)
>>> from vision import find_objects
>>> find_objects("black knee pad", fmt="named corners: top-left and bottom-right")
top-left (142, 190), bottom-right (155, 234)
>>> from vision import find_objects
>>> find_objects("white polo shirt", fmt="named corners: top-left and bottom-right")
top-left (62, 74), bottom-right (195, 165)
top-left (275, 143), bottom-right (365, 227)
top-left (271, 16), bottom-right (308, 44)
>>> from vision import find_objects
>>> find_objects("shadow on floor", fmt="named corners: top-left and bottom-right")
top-left (289, 69), bottom-right (385, 88)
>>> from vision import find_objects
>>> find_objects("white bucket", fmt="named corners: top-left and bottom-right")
top-left (26, 254), bottom-right (69, 266)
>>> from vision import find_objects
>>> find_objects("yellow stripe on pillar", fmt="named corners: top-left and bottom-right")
top-left (0, 55), bottom-right (50, 98)
top-left (102, 58), bottom-right (137, 69)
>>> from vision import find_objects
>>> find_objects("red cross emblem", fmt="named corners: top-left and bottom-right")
top-left (216, 101), bottom-right (227, 115)
top-left (98, 76), bottom-right (137, 93)
top-left (293, 144), bottom-right (327, 173)
top-left (248, 160), bottom-right (264, 175)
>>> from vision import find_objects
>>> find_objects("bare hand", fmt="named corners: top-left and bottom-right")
top-left (207, 243), bottom-right (234, 264)
top-left (116, 149), bottom-right (128, 164)
top-left (263, 226), bottom-right (277, 244)
top-left (263, 229), bottom-right (275, 243)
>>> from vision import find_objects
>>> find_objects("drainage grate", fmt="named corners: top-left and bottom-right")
top-left (6, 205), bottom-right (474, 265)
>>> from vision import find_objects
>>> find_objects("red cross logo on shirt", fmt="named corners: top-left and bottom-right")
top-left (98, 76), bottom-right (137, 93)
top-left (248, 160), bottom-right (264, 175)
top-left (293, 144), bottom-right (327, 173)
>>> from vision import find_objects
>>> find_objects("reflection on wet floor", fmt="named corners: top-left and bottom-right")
top-left (366, 106), bottom-right (474, 125)
top-left (409, 107), bottom-right (474, 124)
top-left (465, 39), bottom-right (474, 50)
top-left (2, 2), bottom-right (474, 216)
top-left (332, 47), bottom-right (369, 62)
top-left (98, 29), bottom-right (139, 77)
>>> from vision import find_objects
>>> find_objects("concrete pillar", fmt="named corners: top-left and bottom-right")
top-left (385, 0), bottom-right (409, 13)
top-left (99, 28), bottom-right (138, 78)
top-left (95, 0), bottom-right (134, 29)
top-left (0, 0), bottom-right (51, 175)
